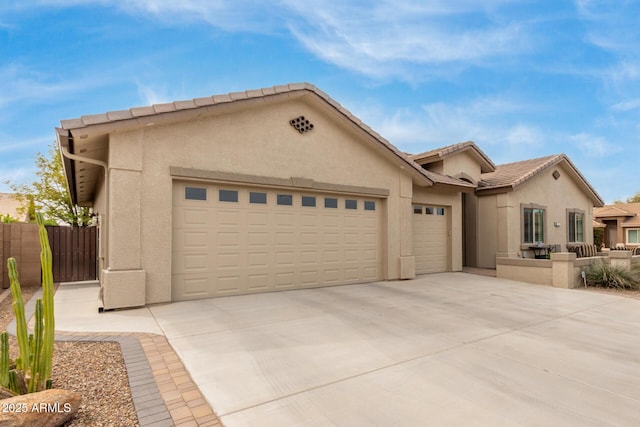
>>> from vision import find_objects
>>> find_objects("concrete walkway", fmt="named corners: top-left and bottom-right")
top-left (55, 273), bottom-right (640, 426)
top-left (53, 283), bottom-right (221, 426)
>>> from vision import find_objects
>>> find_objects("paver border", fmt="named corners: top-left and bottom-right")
top-left (9, 289), bottom-right (222, 427)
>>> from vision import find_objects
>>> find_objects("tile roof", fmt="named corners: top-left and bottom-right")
top-left (477, 153), bottom-right (604, 206)
top-left (411, 141), bottom-right (496, 172)
top-left (60, 83), bottom-right (314, 130)
top-left (58, 82), bottom-right (475, 191)
top-left (594, 203), bottom-right (640, 227)
top-left (478, 154), bottom-right (560, 191)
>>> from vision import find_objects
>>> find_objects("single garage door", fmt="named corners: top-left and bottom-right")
top-left (412, 204), bottom-right (449, 274)
top-left (172, 182), bottom-right (383, 301)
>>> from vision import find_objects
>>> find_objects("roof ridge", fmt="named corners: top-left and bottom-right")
top-left (493, 153), bottom-right (561, 168)
top-left (61, 82), bottom-right (318, 129)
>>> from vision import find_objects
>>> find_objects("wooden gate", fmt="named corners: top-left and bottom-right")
top-left (46, 226), bottom-right (98, 283)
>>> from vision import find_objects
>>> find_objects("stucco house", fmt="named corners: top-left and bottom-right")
top-left (593, 203), bottom-right (640, 248)
top-left (412, 142), bottom-right (604, 268)
top-left (56, 83), bottom-right (603, 310)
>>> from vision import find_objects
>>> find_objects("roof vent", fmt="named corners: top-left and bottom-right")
top-left (552, 170), bottom-right (560, 180)
top-left (290, 116), bottom-right (314, 134)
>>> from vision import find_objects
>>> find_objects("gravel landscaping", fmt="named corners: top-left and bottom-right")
top-left (0, 287), bottom-right (138, 426)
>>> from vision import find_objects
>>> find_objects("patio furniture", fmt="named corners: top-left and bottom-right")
top-left (566, 243), bottom-right (598, 258)
top-left (529, 244), bottom-right (554, 259)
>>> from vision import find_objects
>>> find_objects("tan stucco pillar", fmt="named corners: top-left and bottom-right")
top-left (102, 133), bottom-right (146, 310)
top-left (399, 177), bottom-right (415, 279)
top-left (496, 194), bottom-right (517, 259)
top-left (552, 252), bottom-right (577, 288)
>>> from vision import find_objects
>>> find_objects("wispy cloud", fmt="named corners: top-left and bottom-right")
top-left (286, 1), bottom-right (531, 80)
top-left (24, 0), bottom-right (534, 82)
top-left (135, 81), bottom-right (172, 106)
top-left (350, 94), bottom-right (545, 162)
top-left (0, 63), bottom-right (105, 109)
top-left (611, 98), bottom-right (640, 111)
top-left (569, 132), bottom-right (622, 158)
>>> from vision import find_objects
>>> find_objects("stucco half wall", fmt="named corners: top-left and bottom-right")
top-left (96, 92), bottom-right (454, 307)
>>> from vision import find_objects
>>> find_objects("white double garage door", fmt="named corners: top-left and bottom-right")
top-left (172, 182), bottom-right (383, 301)
top-left (172, 182), bottom-right (449, 301)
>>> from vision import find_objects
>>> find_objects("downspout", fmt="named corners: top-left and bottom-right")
top-left (58, 143), bottom-right (109, 310)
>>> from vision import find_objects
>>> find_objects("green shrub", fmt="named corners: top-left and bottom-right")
top-left (585, 262), bottom-right (640, 290)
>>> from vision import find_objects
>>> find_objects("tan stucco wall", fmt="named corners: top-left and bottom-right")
top-left (477, 163), bottom-right (596, 268)
top-left (106, 95), bottom-right (424, 304)
top-left (411, 186), bottom-right (463, 272)
top-left (0, 193), bottom-right (27, 221)
top-left (442, 151), bottom-right (482, 183)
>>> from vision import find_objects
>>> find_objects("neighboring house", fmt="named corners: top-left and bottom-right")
top-left (0, 193), bottom-right (28, 222)
top-left (56, 83), bottom-right (603, 309)
top-left (412, 142), bottom-right (604, 269)
top-left (593, 203), bottom-right (640, 248)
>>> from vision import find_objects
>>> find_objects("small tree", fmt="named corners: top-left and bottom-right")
top-left (614, 191), bottom-right (640, 204)
top-left (5, 142), bottom-right (92, 226)
top-left (0, 213), bottom-right (18, 224)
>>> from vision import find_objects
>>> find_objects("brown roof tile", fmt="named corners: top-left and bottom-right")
top-left (106, 110), bottom-right (133, 121)
top-left (153, 103), bottom-right (175, 113)
top-left (130, 106), bottom-right (156, 117)
top-left (478, 154), bottom-right (560, 191)
top-left (173, 99), bottom-right (197, 110)
top-left (80, 113), bottom-right (110, 125)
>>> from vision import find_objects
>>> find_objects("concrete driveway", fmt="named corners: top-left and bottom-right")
top-left (145, 273), bottom-right (640, 426)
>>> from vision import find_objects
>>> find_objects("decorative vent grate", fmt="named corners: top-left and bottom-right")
top-left (290, 116), bottom-right (314, 134)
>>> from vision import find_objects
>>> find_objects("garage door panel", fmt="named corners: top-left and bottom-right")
top-left (217, 276), bottom-right (241, 293)
top-left (300, 250), bottom-right (318, 264)
top-left (247, 273), bottom-right (269, 291)
top-left (217, 231), bottom-right (240, 247)
top-left (217, 209), bottom-right (241, 225)
top-left (275, 251), bottom-right (295, 265)
top-left (172, 182), bottom-right (382, 301)
top-left (275, 232), bottom-right (295, 246)
top-left (275, 272), bottom-right (295, 288)
top-left (181, 208), bottom-right (209, 226)
top-left (247, 231), bottom-right (270, 247)
top-left (323, 269), bottom-right (340, 282)
top-left (247, 251), bottom-right (269, 266)
top-left (182, 277), bottom-right (208, 297)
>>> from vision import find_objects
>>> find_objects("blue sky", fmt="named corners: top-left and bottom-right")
top-left (1, 0), bottom-right (639, 203)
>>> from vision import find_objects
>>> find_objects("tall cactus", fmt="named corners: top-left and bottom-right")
top-left (0, 332), bottom-right (9, 389)
top-left (7, 258), bottom-right (30, 372)
top-left (36, 212), bottom-right (55, 388)
top-left (0, 212), bottom-right (56, 395)
top-left (28, 300), bottom-right (44, 393)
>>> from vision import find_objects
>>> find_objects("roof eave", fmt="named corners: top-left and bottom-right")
top-left (56, 127), bottom-right (78, 206)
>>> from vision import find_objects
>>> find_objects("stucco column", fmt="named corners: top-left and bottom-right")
top-left (399, 177), bottom-right (415, 279)
top-left (101, 168), bottom-right (146, 309)
top-left (495, 194), bottom-right (516, 259)
top-left (99, 133), bottom-right (147, 310)
top-left (552, 252), bottom-right (577, 288)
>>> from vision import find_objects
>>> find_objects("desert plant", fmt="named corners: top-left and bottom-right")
top-left (585, 262), bottom-right (640, 290)
top-left (0, 212), bottom-right (55, 396)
